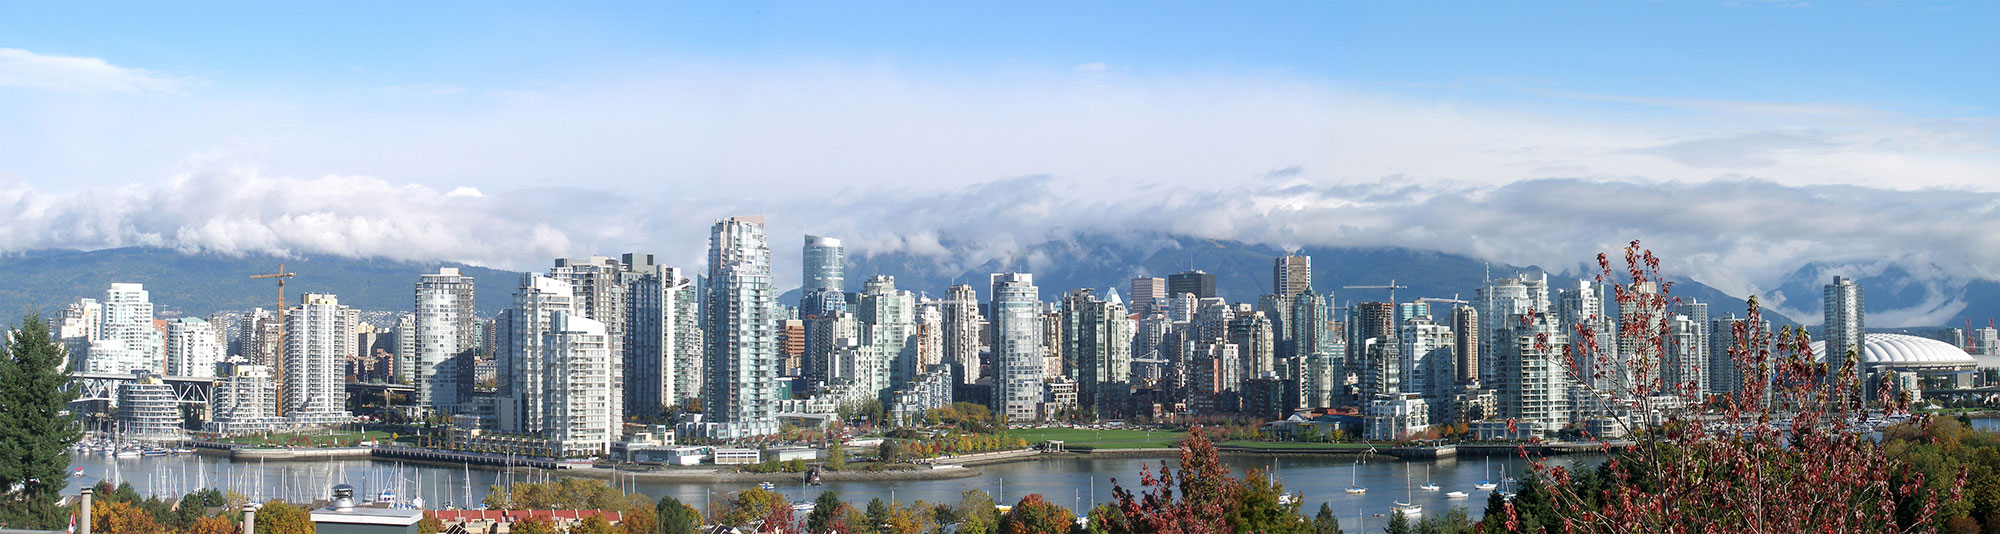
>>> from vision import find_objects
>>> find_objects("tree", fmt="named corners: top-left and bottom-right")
top-left (188, 516), bottom-right (239, 534)
top-left (998, 495), bottom-right (1072, 534)
top-left (91, 500), bottom-right (163, 534)
top-left (657, 495), bottom-right (697, 534)
top-left (1518, 242), bottom-right (1964, 532)
top-left (807, 491), bottom-right (844, 534)
top-left (418, 514), bottom-right (442, 534)
top-left (726, 488), bottom-right (783, 528)
top-left (512, 517), bottom-right (558, 534)
top-left (1312, 503), bottom-right (1342, 534)
top-left (622, 501), bottom-right (657, 534)
top-left (1226, 468), bottom-right (1308, 533)
top-left (1097, 426), bottom-right (1238, 533)
top-left (956, 490), bottom-right (999, 533)
top-left (254, 502), bottom-right (314, 534)
top-left (0, 314), bottom-right (82, 529)
top-left (482, 484), bottom-right (512, 509)
top-left (1385, 510), bottom-right (1409, 534)
top-left (866, 498), bottom-right (890, 532)
top-left (826, 444), bottom-right (847, 471)
top-left (571, 515), bottom-right (614, 534)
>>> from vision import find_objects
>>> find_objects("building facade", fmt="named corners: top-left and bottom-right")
top-left (413, 268), bottom-right (476, 413)
top-left (990, 273), bottom-right (1043, 423)
top-left (284, 293), bottom-right (354, 425)
top-left (703, 216), bottom-right (781, 439)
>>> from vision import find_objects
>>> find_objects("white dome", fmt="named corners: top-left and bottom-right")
top-left (1812, 333), bottom-right (1977, 370)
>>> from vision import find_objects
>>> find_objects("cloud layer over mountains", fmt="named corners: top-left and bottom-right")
top-left (4, 166), bottom-right (1997, 327)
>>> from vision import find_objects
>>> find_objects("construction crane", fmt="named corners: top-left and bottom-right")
top-left (250, 263), bottom-right (297, 417)
top-left (1969, 319), bottom-right (1981, 354)
top-left (1341, 280), bottom-right (1409, 308)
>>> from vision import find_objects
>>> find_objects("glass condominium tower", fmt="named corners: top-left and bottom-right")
top-left (803, 235), bottom-right (845, 295)
top-left (704, 216), bottom-right (780, 439)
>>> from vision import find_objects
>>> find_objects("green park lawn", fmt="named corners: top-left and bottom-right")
top-left (1007, 427), bottom-right (1188, 449)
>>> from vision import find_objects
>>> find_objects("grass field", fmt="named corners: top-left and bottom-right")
top-left (1007, 428), bottom-right (1187, 449)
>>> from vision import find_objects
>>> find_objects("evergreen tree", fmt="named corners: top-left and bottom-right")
top-left (0, 314), bottom-right (82, 529)
top-left (1386, 510), bottom-right (1410, 534)
top-left (1313, 503), bottom-right (1342, 534)
top-left (866, 498), bottom-right (890, 530)
top-left (656, 495), bottom-right (695, 534)
top-left (807, 491), bottom-right (843, 533)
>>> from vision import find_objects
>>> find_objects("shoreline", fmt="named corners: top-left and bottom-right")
top-left (158, 441), bottom-right (1607, 484)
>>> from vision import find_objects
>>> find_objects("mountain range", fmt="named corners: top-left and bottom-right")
top-left (21, 238), bottom-right (1998, 333)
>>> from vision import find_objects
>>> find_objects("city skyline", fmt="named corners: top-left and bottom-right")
top-left (0, 3), bottom-right (1994, 333)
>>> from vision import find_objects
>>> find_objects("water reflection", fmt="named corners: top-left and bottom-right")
top-left (68, 451), bottom-right (1604, 523)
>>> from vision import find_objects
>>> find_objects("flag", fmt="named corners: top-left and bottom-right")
top-left (67, 511), bottom-right (76, 534)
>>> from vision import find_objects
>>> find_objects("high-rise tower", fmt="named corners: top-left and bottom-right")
top-left (989, 273), bottom-right (1043, 423)
top-left (284, 293), bottom-right (353, 425)
top-left (1274, 253), bottom-right (1312, 298)
top-left (1167, 270), bottom-right (1216, 300)
top-left (803, 235), bottom-right (846, 295)
top-left (942, 284), bottom-right (983, 384)
top-left (704, 216), bottom-right (780, 439)
top-left (413, 268), bottom-right (475, 412)
top-left (1823, 275), bottom-right (1865, 364)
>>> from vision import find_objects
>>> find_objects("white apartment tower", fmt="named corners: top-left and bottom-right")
top-left (703, 216), bottom-right (780, 439)
top-left (990, 272), bottom-right (1043, 423)
top-left (414, 268), bottom-right (476, 412)
top-left (551, 256), bottom-right (628, 426)
top-left (498, 274), bottom-right (573, 434)
top-left (1495, 314), bottom-right (1571, 432)
top-left (544, 311), bottom-right (616, 456)
top-left (942, 284), bottom-right (983, 384)
top-left (164, 318), bottom-right (221, 378)
top-left (284, 293), bottom-right (354, 424)
top-left (89, 283), bottom-right (162, 374)
top-left (858, 275), bottom-right (916, 391)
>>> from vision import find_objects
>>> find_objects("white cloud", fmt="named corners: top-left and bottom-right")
top-left (4, 163), bottom-right (2000, 326)
top-left (1074, 62), bottom-right (1110, 72)
top-left (1, 61), bottom-right (1997, 326)
top-left (0, 48), bottom-right (181, 94)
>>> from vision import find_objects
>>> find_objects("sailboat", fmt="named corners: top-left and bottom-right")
top-left (1345, 458), bottom-right (1366, 494)
top-left (1393, 462), bottom-right (1423, 518)
top-left (1419, 464), bottom-right (1439, 491)
top-left (1499, 466), bottom-right (1517, 500)
top-left (1474, 457), bottom-right (1498, 491)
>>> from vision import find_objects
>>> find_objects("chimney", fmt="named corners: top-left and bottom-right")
top-left (242, 503), bottom-right (258, 534)
top-left (80, 488), bottom-right (92, 534)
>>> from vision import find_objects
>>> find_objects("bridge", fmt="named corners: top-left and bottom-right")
top-left (70, 372), bottom-right (214, 405)
top-left (345, 381), bottom-right (416, 394)
top-left (70, 373), bottom-right (420, 411)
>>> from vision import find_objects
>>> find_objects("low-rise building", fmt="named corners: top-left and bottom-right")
top-left (711, 447), bottom-right (759, 465)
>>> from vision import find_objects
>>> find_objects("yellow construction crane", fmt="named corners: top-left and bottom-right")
top-left (250, 263), bottom-right (297, 417)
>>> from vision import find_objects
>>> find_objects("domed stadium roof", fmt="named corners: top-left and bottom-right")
top-left (1812, 333), bottom-right (1977, 370)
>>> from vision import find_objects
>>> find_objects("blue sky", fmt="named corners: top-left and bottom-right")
top-left (4, 2), bottom-right (1990, 110)
top-left (0, 1), bottom-right (1996, 325)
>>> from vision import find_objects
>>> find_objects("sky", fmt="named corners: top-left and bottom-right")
top-left (0, 1), bottom-right (1996, 325)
